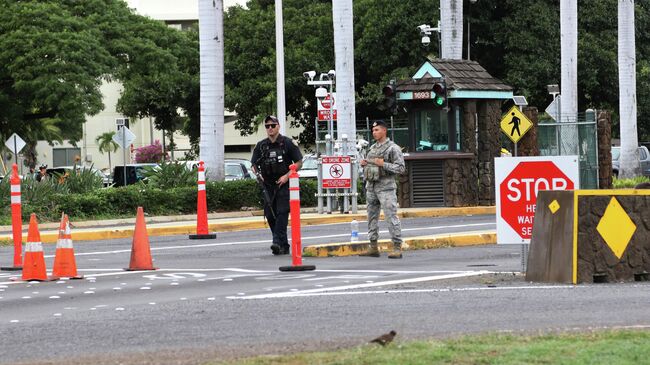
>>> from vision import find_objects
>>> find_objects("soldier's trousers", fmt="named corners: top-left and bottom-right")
top-left (366, 186), bottom-right (402, 245)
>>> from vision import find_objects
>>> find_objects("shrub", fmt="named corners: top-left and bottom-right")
top-left (0, 176), bottom-right (336, 223)
top-left (135, 140), bottom-right (168, 163)
top-left (142, 161), bottom-right (197, 189)
top-left (58, 165), bottom-right (104, 194)
top-left (613, 176), bottom-right (650, 189)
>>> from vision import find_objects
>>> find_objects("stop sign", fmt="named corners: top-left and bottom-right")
top-left (320, 94), bottom-right (334, 109)
top-left (495, 157), bottom-right (579, 244)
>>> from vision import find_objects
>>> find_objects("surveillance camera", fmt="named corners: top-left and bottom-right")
top-left (319, 73), bottom-right (329, 81)
top-left (327, 70), bottom-right (336, 79)
top-left (417, 24), bottom-right (428, 32)
top-left (303, 70), bottom-right (316, 81)
top-left (421, 35), bottom-right (431, 46)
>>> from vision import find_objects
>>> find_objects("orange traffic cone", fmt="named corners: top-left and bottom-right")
top-left (51, 213), bottom-right (83, 280)
top-left (125, 207), bottom-right (157, 271)
top-left (22, 214), bottom-right (49, 281)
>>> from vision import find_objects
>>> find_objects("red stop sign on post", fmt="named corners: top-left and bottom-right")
top-left (496, 158), bottom-right (578, 243)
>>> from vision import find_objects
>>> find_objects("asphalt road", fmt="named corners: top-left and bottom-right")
top-left (1, 215), bottom-right (650, 365)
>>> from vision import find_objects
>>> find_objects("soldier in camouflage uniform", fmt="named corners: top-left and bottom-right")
top-left (359, 120), bottom-right (406, 259)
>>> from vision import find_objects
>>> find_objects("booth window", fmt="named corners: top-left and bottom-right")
top-left (414, 109), bottom-right (449, 151)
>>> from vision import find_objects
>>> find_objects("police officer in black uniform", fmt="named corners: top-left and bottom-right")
top-left (251, 116), bottom-right (303, 255)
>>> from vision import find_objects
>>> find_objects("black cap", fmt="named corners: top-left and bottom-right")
top-left (264, 115), bottom-right (278, 124)
top-left (372, 120), bottom-right (388, 128)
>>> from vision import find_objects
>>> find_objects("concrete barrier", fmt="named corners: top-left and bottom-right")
top-left (527, 189), bottom-right (650, 284)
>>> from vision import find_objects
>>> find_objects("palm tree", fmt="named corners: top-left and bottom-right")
top-left (618, 0), bottom-right (640, 178)
top-left (95, 131), bottom-right (119, 172)
top-left (332, 0), bottom-right (357, 141)
top-left (560, 0), bottom-right (579, 156)
top-left (198, 0), bottom-right (225, 181)
top-left (440, 0), bottom-right (463, 59)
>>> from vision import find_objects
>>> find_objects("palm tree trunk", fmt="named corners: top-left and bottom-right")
top-left (618, 0), bottom-right (640, 178)
top-left (560, 0), bottom-right (579, 156)
top-left (440, 0), bottom-right (463, 59)
top-left (332, 0), bottom-right (357, 144)
top-left (198, 0), bottom-right (225, 181)
top-left (108, 151), bottom-right (112, 172)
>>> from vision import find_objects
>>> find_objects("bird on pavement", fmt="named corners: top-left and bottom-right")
top-left (370, 330), bottom-right (397, 346)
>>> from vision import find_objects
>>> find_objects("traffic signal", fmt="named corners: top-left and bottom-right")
top-left (432, 80), bottom-right (446, 108)
top-left (382, 82), bottom-right (397, 113)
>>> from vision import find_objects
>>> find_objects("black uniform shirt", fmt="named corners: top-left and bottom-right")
top-left (251, 135), bottom-right (303, 183)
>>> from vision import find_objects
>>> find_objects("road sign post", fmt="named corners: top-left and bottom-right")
top-left (112, 126), bottom-right (136, 187)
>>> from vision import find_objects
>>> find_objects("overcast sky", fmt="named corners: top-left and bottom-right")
top-left (125, 0), bottom-right (247, 21)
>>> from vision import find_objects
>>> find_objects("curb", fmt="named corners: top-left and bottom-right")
top-left (303, 231), bottom-right (497, 257)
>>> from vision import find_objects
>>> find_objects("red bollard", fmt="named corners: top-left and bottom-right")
top-left (189, 161), bottom-right (216, 239)
top-left (280, 164), bottom-right (315, 272)
top-left (2, 164), bottom-right (22, 271)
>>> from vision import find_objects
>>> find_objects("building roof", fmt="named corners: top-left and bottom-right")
top-left (396, 59), bottom-right (512, 93)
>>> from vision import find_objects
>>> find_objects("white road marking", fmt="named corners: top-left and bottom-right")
top-left (37, 222), bottom-right (495, 259)
top-left (238, 284), bottom-right (579, 299)
top-left (229, 271), bottom-right (490, 300)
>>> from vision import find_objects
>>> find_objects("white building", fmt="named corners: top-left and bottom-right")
top-left (34, 0), bottom-right (303, 173)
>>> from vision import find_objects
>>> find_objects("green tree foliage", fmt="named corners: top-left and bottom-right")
top-left (222, 0), bottom-right (650, 142)
top-left (222, 0), bottom-right (438, 146)
top-left (0, 0), bottom-right (198, 160)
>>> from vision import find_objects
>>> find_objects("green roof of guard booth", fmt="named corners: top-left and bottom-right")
top-left (396, 59), bottom-right (514, 101)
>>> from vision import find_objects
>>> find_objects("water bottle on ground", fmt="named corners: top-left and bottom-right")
top-left (350, 219), bottom-right (359, 242)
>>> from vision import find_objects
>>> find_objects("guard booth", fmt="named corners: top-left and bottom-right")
top-left (393, 59), bottom-right (513, 207)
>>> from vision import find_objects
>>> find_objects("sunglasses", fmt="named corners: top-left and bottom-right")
top-left (264, 124), bottom-right (278, 129)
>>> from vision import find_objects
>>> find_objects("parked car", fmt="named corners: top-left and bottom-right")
top-left (299, 154), bottom-right (319, 179)
top-left (224, 159), bottom-right (254, 181)
top-left (612, 146), bottom-right (650, 177)
top-left (112, 163), bottom-right (159, 187)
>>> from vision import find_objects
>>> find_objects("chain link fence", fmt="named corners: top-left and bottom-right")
top-left (538, 110), bottom-right (599, 189)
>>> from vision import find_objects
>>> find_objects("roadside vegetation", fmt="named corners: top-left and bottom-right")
top-left (613, 176), bottom-right (650, 189)
top-left (0, 162), bottom-right (322, 225)
top-left (215, 330), bottom-right (650, 365)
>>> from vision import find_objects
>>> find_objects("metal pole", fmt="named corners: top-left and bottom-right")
top-left (342, 135), bottom-right (349, 213)
top-left (315, 116), bottom-right (323, 213)
top-left (390, 116), bottom-right (395, 141)
top-left (122, 127), bottom-right (127, 187)
top-left (514, 142), bottom-right (517, 157)
top-left (317, 156), bottom-right (323, 214)
top-left (13, 136), bottom-right (17, 168)
top-left (467, 13), bottom-right (470, 60)
top-left (328, 81), bottom-right (334, 214)
top-left (329, 81), bottom-right (334, 143)
top-left (366, 117), bottom-right (370, 142)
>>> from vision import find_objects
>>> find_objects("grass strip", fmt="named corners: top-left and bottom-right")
top-left (213, 329), bottom-right (650, 365)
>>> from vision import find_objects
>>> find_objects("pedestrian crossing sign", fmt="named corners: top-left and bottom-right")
top-left (500, 106), bottom-right (533, 143)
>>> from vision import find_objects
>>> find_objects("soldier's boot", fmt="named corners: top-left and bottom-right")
top-left (359, 241), bottom-right (380, 257)
top-left (388, 243), bottom-right (402, 259)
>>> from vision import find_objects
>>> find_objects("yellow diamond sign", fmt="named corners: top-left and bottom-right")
top-left (500, 106), bottom-right (533, 143)
top-left (596, 197), bottom-right (636, 259)
top-left (548, 200), bottom-right (560, 214)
